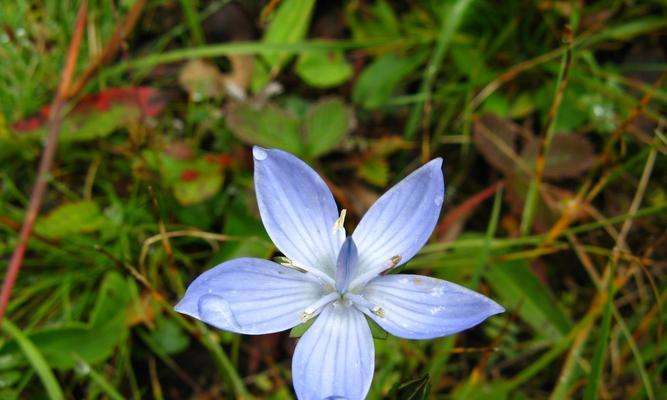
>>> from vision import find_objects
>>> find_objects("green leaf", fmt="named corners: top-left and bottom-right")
top-left (59, 105), bottom-right (139, 142)
top-left (253, 0), bottom-right (316, 89)
top-left (295, 50), bottom-right (353, 88)
top-left (143, 150), bottom-right (225, 205)
top-left (366, 316), bottom-right (388, 340)
top-left (226, 102), bottom-right (303, 155)
top-left (213, 193), bottom-right (273, 263)
top-left (347, 0), bottom-right (400, 41)
top-left (485, 259), bottom-right (572, 339)
top-left (148, 317), bottom-right (190, 355)
top-left (352, 52), bottom-right (426, 109)
top-left (289, 318), bottom-right (316, 338)
top-left (358, 157), bottom-right (389, 187)
top-left (1, 319), bottom-right (64, 400)
top-left (173, 169), bottom-right (223, 206)
top-left (303, 97), bottom-right (355, 157)
top-left (35, 201), bottom-right (106, 239)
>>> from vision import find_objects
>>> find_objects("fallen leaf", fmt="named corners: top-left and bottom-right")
top-left (472, 113), bottom-right (522, 175)
top-left (521, 134), bottom-right (595, 179)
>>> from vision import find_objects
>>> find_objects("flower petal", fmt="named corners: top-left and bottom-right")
top-left (351, 159), bottom-right (444, 286)
top-left (335, 237), bottom-right (358, 293)
top-left (175, 258), bottom-right (324, 334)
top-left (361, 274), bottom-right (504, 340)
top-left (253, 147), bottom-right (343, 277)
top-left (292, 304), bottom-right (374, 400)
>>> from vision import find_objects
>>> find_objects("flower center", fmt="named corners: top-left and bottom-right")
top-left (298, 289), bottom-right (385, 323)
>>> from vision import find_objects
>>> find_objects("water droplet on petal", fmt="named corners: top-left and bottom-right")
top-left (253, 147), bottom-right (268, 160)
top-left (198, 294), bottom-right (241, 330)
top-left (434, 195), bottom-right (444, 206)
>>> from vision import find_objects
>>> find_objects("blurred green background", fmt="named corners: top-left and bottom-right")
top-left (1, 0), bottom-right (666, 399)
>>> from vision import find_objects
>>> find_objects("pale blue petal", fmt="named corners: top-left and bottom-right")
top-left (175, 258), bottom-right (324, 334)
top-left (361, 274), bottom-right (504, 340)
top-left (292, 304), bottom-right (374, 400)
top-left (335, 237), bottom-right (358, 293)
top-left (351, 159), bottom-right (444, 287)
top-left (253, 147), bottom-right (343, 277)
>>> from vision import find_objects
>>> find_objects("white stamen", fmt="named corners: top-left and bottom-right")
top-left (300, 292), bottom-right (339, 322)
top-left (275, 257), bottom-right (336, 287)
top-left (274, 256), bottom-right (307, 273)
top-left (346, 293), bottom-right (385, 318)
top-left (348, 254), bottom-right (403, 290)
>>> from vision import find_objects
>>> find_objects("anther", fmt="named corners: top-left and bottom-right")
top-left (346, 293), bottom-right (385, 318)
top-left (274, 256), bottom-right (307, 273)
top-left (332, 209), bottom-right (347, 233)
top-left (299, 292), bottom-right (339, 322)
top-left (371, 306), bottom-right (385, 318)
top-left (380, 255), bottom-right (402, 275)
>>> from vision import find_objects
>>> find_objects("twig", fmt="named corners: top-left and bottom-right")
top-left (0, 0), bottom-right (89, 324)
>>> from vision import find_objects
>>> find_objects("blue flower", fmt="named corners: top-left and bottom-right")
top-left (176, 147), bottom-right (504, 399)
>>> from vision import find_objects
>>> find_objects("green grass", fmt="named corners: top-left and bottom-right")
top-left (1, 0), bottom-right (666, 399)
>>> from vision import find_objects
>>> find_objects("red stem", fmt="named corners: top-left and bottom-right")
top-left (0, 0), bottom-right (88, 323)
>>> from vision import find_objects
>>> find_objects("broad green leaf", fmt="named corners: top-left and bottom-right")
top-left (143, 150), bottom-right (225, 205)
top-left (12, 106), bottom-right (139, 143)
top-left (35, 201), bottom-right (106, 239)
top-left (11, 87), bottom-right (166, 143)
top-left (304, 97), bottom-right (354, 157)
top-left (173, 170), bottom-right (223, 206)
top-left (59, 105), bottom-right (139, 141)
top-left (225, 102), bottom-right (303, 155)
top-left (262, 0), bottom-right (316, 66)
top-left (213, 193), bottom-right (272, 263)
top-left (352, 52), bottom-right (426, 109)
top-left (347, 0), bottom-right (400, 41)
top-left (295, 51), bottom-right (353, 88)
top-left (252, 0), bottom-right (316, 90)
top-left (358, 157), bottom-right (389, 187)
top-left (486, 259), bottom-right (572, 339)
top-left (149, 317), bottom-right (190, 355)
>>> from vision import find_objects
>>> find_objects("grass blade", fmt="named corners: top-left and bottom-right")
top-left (583, 260), bottom-right (614, 400)
top-left (2, 319), bottom-right (64, 400)
top-left (404, 0), bottom-right (475, 140)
